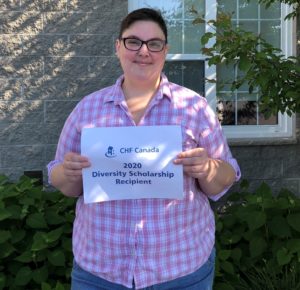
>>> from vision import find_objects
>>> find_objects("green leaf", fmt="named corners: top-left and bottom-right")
top-left (48, 250), bottom-right (66, 266)
top-left (32, 265), bottom-right (48, 284)
top-left (45, 210), bottom-right (65, 225)
top-left (276, 248), bottom-right (292, 266)
top-left (220, 260), bottom-right (235, 275)
top-left (0, 273), bottom-right (6, 289)
top-left (0, 243), bottom-right (15, 258)
top-left (15, 266), bottom-right (32, 286)
top-left (5, 205), bottom-right (22, 219)
top-left (41, 282), bottom-right (52, 290)
top-left (55, 281), bottom-right (66, 290)
top-left (45, 227), bottom-right (64, 243)
top-left (192, 17), bottom-right (205, 25)
top-left (286, 239), bottom-right (300, 253)
top-left (19, 196), bottom-right (35, 206)
top-left (26, 213), bottom-right (48, 229)
top-left (245, 211), bottom-right (267, 231)
top-left (0, 209), bottom-right (12, 221)
top-left (31, 232), bottom-right (48, 251)
top-left (0, 230), bottom-right (11, 243)
top-left (218, 249), bottom-right (231, 261)
top-left (238, 54), bottom-right (251, 71)
top-left (231, 248), bottom-right (242, 262)
top-left (287, 213), bottom-right (300, 232)
top-left (249, 236), bottom-right (267, 258)
top-left (269, 216), bottom-right (291, 237)
top-left (214, 282), bottom-right (235, 290)
top-left (10, 229), bottom-right (26, 244)
top-left (201, 32), bottom-right (214, 45)
top-left (14, 251), bottom-right (33, 263)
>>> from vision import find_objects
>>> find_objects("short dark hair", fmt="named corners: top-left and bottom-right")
top-left (118, 8), bottom-right (168, 43)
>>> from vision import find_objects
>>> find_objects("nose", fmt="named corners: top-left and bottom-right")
top-left (138, 43), bottom-right (150, 55)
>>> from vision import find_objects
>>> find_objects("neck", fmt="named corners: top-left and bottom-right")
top-left (122, 76), bottom-right (161, 100)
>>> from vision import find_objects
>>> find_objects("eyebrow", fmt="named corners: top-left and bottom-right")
top-left (121, 35), bottom-right (166, 41)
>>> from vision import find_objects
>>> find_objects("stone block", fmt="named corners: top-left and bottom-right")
top-left (283, 157), bottom-right (300, 178)
top-left (70, 34), bottom-right (113, 56)
top-left (1, 145), bottom-right (45, 168)
top-left (20, 0), bottom-right (43, 11)
top-left (0, 0), bottom-right (20, 11)
top-left (0, 100), bottom-right (44, 123)
top-left (238, 158), bottom-right (282, 179)
top-left (0, 11), bottom-right (43, 33)
top-left (22, 35), bottom-right (69, 56)
top-left (23, 76), bottom-right (76, 100)
top-left (0, 79), bottom-right (22, 100)
top-left (68, 77), bottom-right (115, 99)
top-left (0, 123), bottom-right (24, 145)
top-left (45, 144), bottom-right (58, 163)
top-left (0, 35), bottom-right (22, 56)
top-left (0, 122), bottom-right (46, 145)
top-left (43, 0), bottom-right (67, 11)
top-left (87, 11), bottom-right (122, 35)
top-left (0, 167), bottom-right (24, 181)
top-left (0, 56), bottom-right (44, 78)
top-left (44, 122), bottom-right (64, 145)
top-left (44, 100), bottom-right (78, 123)
top-left (281, 179), bottom-right (300, 196)
top-left (88, 56), bottom-right (122, 79)
top-left (20, 0), bottom-right (67, 12)
top-left (68, 0), bottom-right (127, 13)
top-left (44, 56), bottom-right (89, 78)
top-left (40, 76), bottom-right (70, 100)
top-left (23, 122), bottom-right (46, 144)
top-left (44, 12), bottom-right (88, 33)
top-left (231, 145), bottom-right (288, 160)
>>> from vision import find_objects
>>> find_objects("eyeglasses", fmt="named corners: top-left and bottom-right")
top-left (120, 37), bottom-right (166, 52)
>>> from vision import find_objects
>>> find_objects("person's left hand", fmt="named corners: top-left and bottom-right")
top-left (173, 148), bottom-right (211, 180)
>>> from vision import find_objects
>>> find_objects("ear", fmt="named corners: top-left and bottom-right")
top-left (115, 39), bottom-right (121, 57)
top-left (164, 44), bottom-right (169, 56)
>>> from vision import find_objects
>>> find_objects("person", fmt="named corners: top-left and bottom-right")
top-left (47, 7), bottom-right (241, 290)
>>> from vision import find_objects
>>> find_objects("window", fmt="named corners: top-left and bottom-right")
top-left (128, 0), bottom-right (296, 140)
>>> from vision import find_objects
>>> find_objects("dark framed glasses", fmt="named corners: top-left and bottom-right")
top-left (120, 37), bottom-right (167, 52)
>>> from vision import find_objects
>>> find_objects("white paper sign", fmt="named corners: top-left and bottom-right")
top-left (81, 126), bottom-right (183, 203)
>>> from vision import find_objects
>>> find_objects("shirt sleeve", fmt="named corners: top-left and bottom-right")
top-left (46, 103), bottom-right (82, 185)
top-left (197, 99), bottom-right (241, 201)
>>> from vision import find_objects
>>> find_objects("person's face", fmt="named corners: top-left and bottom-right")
top-left (115, 20), bottom-right (169, 85)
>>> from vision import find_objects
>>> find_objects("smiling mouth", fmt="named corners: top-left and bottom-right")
top-left (134, 61), bottom-right (151, 65)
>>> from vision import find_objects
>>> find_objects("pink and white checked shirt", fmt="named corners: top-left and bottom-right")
top-left (47, 74), bottom-right (240, 289)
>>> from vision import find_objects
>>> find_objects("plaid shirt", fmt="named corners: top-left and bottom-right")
top-left (47, 74), bottom-right (240, 289)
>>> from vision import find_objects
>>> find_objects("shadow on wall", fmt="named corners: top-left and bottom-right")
top-left (0, 1), bottom-right (125, 181)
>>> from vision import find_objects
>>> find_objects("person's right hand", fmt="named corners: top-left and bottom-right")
top-left (62, 152), bottom-right (91, 182)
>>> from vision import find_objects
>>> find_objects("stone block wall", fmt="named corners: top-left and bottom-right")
top-left (0, 0), bottom-right (125, 180)
top-left (0, 1), bottom-right (299, 196)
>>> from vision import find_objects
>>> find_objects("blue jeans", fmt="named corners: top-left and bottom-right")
top-left (71, 248), bottom-right (215, 290)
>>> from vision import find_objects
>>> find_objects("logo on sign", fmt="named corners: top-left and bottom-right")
top-left (105, 146), bottom-right (116, 158)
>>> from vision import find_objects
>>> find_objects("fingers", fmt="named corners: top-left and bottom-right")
top-left (177, 147), bottom-right (206, 159)
top-left (173, 147), bottom-right (209, 179)
top-left (63, 152), bottom-right (91, 177)
top-left (173, 147), bottom-right (208, 165)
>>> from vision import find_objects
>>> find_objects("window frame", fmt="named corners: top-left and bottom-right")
top-left (128, 0), bottom-right (296, 141)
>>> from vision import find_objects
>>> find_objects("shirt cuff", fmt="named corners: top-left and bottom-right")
top-left (208, 158), bottom-right (241, 201)
top-left (47, 160), bottom-right (62, 185)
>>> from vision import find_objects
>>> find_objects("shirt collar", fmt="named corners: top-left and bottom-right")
top-left (103, 73), bottom-right (172, 104)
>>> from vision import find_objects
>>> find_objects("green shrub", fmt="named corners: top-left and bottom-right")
top-left (214, 180), bottom-right (300, 290)
top-left (1, 175), bottom-right (299, 289)
top-left (0, 175), bottom-right (75, 290)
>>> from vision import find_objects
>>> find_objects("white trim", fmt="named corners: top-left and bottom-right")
top-left (223, 114), bottom-right (296, 139)
top-left (205, 0), bottom-right (217, 111)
